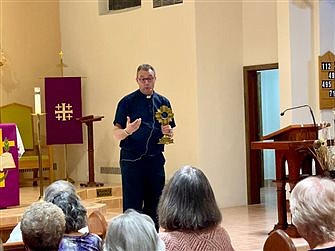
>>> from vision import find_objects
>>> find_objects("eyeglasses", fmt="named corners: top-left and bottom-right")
top-left (137, 77), bottom-right (155, 83)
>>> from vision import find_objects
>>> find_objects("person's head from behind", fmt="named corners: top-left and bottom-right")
top-left (44, 179), bottom-right (76, 201)
top-left (20, 201), bottom-right (65, 251)
top-left (158, 165), bottom-right (222, 231)
top-left (104, 209), bottom-right (165, 251)
top-left (47, 191), bottom-right (87, 234)
top-left (290, 176), bottom-right (335, 249)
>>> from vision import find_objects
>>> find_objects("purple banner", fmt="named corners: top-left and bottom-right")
top-left (0, 123), bottom-right (19, 208)
top-left (45, 77), bottom-right (83, 145)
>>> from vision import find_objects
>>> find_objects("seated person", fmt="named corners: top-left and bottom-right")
top-left (20, 201), bottom-right (66, 251)
top-left (290, 176), bottom-right (335, 250)
top-left (6, 180), bottom-right (81, 243)
top-left (104, 209), bottom-right (165, 251)
top-left (158, 165), bottom-right (235, 251)
top-left (49, 191), bottom-right (102, 251)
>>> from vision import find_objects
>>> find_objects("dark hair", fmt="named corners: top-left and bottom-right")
top-left (136, 64), bottom-right (155, 76)
top-left (48, 191), bottom-right (87, 233)
top-left (158, 165), bottom-right (222, 231)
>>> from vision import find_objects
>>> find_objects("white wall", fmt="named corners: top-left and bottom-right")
top-left (278, 1), bottom-right (320, 127)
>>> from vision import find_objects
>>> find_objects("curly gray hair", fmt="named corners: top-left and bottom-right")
top-left (48, 191), bottom-right (87, 233)
top-left (20, 201), bottom-right (65, 251)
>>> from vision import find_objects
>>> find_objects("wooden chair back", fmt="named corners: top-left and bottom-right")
top-left (263, 229), bottom-right (297, 251)
top-left (87, 210), bottom-right (108, 239)
top-left (3, 241), bottom-right (26, 251)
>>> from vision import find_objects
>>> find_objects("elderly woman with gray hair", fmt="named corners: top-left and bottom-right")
top-left (6, 179), bottom-right (78, 243)
top-left (290, 176), bottom-right (335, 250)
top-left (49, 191), bottom-right (102, 251)
top-left (104, 209), bottom-right (165, 251)
top-left (20, 201), bottom-right (66, 251)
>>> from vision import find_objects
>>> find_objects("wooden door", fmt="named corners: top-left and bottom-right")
top-left (243, 63), bottom-right (278, 204)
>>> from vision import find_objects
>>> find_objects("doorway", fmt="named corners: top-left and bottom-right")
top-left (243, 63), bottom-right (279, 204)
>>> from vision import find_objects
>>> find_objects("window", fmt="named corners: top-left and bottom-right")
top-left (153, 0), bottom-right (182, 8)
top-left (109, 0), bottom-right (141, 10)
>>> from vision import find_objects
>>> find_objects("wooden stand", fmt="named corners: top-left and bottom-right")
top-left (251, 124), bottom-right (323, 237)
top-left (77, 115), bottom-right (104, 187)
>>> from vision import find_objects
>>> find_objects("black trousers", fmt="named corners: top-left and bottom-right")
top-left (120, 151), bottom-right (165, 231)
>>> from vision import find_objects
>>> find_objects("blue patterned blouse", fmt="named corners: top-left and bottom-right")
top-left (58, 232), bottom-right (102, 251)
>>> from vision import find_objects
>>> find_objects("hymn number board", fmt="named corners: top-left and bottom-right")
top-left (319, 51), bottom-right (335, 109)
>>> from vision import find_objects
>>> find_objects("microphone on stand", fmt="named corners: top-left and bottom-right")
top-left (280, 104), bottom-right (317, 129)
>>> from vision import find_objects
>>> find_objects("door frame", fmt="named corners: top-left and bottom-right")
top-left (244, 63), bottom-right (279, 204)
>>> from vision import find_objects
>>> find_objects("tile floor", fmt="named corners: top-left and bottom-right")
top-left (1, 185), bottom-right (310, 251)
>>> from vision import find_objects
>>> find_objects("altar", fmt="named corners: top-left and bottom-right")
top-left (0, 123), bottom-right (20, 208)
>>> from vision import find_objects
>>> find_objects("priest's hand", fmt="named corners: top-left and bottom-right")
top-left (124, 116), bottom-right (141, 135)
top-left (161, 124), bottom-right (173, 137)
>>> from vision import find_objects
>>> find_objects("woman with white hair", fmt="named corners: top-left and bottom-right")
top-left (290, 176), bottom-right (335, 250)
top-left (104, 209), bottom-right (165, 251)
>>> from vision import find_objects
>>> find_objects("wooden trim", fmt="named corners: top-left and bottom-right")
top-left (243, 63), bottom-right (278, 204)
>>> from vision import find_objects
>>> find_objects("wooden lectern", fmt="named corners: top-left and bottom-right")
top-left (77, 115), bottom-right (104, 187)
top-left (251, 124), bottom-right (323, 237)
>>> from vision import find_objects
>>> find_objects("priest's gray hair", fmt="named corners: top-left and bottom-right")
top-left (20, 201), bottom-right (65, 251)
top-left (290, 176), bottom-right (335, 248)
top-left (104, 209), bottom-right (165, 251)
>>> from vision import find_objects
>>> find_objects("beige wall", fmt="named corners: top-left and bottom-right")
top-left (59, 0), bottom-right (279, 207)
top-left (59, 1), bottom-right (199, 185)
top-left (0, 0), bottom-right (281, 207)
top-left (0, 1), bottom-right (64, 179)
top-left (1, 1), bottom-right (61, 106)
top-left (4, 0), bottom-right (321, 208)
top-left (243, 1), bottom-right (278, 65)
top-left (195, 1), bottom-right (246, 207)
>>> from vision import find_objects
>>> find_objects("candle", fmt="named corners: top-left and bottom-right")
top-left (34, 87), bottom-right (41, 114)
